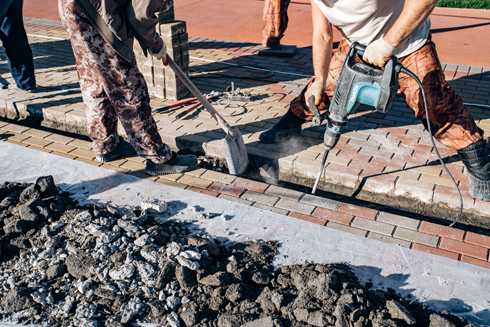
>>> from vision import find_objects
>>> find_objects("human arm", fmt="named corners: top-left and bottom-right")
top-left (127, 0), bottom-right (166, 58)
top-left (306, 0), bottom-right (334, 106)
top-left (363, 0), bottom-right (438, 66)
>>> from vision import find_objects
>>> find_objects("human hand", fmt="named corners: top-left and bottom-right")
top-left (305, 80), bottom-right (325, 108)
top-left (363, 38), bottom-right (395, 68)
top-left (149, 39), bottom-right (167, 64)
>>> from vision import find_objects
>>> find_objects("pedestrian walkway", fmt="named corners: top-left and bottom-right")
top-left (1, 17), bottom-right (490, 272)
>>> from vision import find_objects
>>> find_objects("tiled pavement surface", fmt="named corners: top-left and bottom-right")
top-left (1, 18), bottom-right (490, 270)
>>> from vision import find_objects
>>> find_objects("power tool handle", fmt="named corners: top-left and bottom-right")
top-left (351, 41), bottom-right (366, 57)
top-left (309, 96), bottom-right (322, 126)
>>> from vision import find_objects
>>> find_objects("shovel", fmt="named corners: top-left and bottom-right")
top-left (164, 56), bottom-right (249, 175)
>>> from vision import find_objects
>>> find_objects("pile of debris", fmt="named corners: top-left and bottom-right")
top-left (0, 176), bottom-right (477, 327)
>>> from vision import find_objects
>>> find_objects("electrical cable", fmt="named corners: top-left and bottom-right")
top-left (400, 66), bottom-right (463, 227)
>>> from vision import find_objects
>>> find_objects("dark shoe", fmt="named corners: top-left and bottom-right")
top-left (96, 138), bottom-right (137, 162)
top-left (8, 84), bottom-right (37, 93)
top-left (259, 109), bottom-right (306, 144)
top-left (145, 153), bottom-right (198, 175)
top-left (457, 139), bottom-right (490, 201)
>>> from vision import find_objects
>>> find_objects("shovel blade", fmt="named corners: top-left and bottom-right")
top-left (223, 127), bottom-right (249, 175)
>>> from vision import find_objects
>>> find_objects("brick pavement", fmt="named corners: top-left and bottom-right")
top-left (1, 18), bottom-right (490, 270)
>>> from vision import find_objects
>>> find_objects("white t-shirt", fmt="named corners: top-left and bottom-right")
top-left (312, 0), bottom-right (430, 57)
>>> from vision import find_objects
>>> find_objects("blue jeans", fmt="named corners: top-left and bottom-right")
top-left (0, 0), bottom-right (36, 90)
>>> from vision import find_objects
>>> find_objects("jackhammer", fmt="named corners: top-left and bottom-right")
top-left (309, 42), bottom-right (463, 227)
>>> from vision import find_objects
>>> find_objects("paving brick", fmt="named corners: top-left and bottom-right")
top-left (5, 132), bottom-right (30, 143)
top-left (233, 177), bottom-right (269, 193)
top-left (439, 238), bottom-right (489, 261)
top-left (177, 175), bottom-right (214, 189)
top-left (22, 129), bottom-right (51, 139)
top-left (24, 136), bottom-right (53, 148)
top-left (200, 170), bottom-right (236, 184)
top-left (465, 232), bottom-right (490, 249)
top-left (45, 133), bottom-right (76, 144)
top-left (68, 139), bottom-right (92, 150)
top-left (360, 171), bottom-right (397, 194)
top-left (288, 212), bottom-right (327, 226)
top-left (155, 178), bottom-right (187, 189)
top-left (312, 207), bottom-right (354, 225)
top-left (393, 227), bottom-right (439, 247)
top-left (337, 203), bottom-right (378, 220)
top-left (377, 212), bottom-right (420, 230)
top-left (45, 142), bottom-right (77, 153)
top-left (418, 221), bottom-right (465, 241)
top-left (351, 217), bottom-right (395, 236)
top-left (241, 190), bottom-right (279, 206)
top-left (3, 123), bottom-right (29, 134)
top-left (182, 168), bottom-right (206, 178)
top-left (460, 255), bottom-right (490, 270)
top-left (368, 232), bottom-right (412, 248)
top-left (27, 144), bottom-right (52, 154)
top-left (185, 186), bottom-right (219, 197)
top-left (370, 157), bottom-right (406, 170)
top-left (69, 148), bottom-right (95, 160)
top-left (412, 243), bottom-right (460, 260)
top-left (394, 178), bottom-right (434, 203)
top-left (326, 221), bottom-right (368, 237)
top-left (264, 185), bottom-right (303, 200)
top-left (208, 182), bottom-right (245, 197)
top-left (218, 193), bottom-right (253, 206)
top-left (119, 160), bottom-right (145, 171)
top-left (299, 194), bottom-right (340, 210)
top-left (275, 198), bottom-right (315, 215)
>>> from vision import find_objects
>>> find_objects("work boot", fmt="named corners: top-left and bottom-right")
top-left (457, 139), bottom-right (490, 201)
top-left (146, 152), bottom-right (198, 176)
top-left (259, 109), bottom-right (306, 144)
top-left (96, 138), bottom-right (137, 162)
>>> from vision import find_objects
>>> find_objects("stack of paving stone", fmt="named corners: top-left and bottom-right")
top-left (133, 0), bottom-right (189, 100)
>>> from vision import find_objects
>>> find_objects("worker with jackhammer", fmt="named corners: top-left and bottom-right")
top-left (58, 0), bottom-right (198, 176)
top-left (259, 0), bottom-right (490, 202)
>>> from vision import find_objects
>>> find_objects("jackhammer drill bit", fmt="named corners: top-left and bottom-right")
top-left (312, 149), bottom-right (329, 194)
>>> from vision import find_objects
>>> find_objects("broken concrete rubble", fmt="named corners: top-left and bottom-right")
top-left (0, 177), bottom-right (480, 326)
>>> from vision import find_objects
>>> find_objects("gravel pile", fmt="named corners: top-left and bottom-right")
top-left (0, 176), bottom-right (478, 327)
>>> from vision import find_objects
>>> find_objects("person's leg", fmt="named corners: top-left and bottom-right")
top-left (261, 0), bottom-right (291, 47)
top-left (399, 38), bottom-right (489, 201)
top-left (259, 40), bottom-right (350, 144)
top-left (59, 0), bottom-right (197, 174)
top-left (0, 0), bottom-right (36, 91)
top-left (59, 0), bottom-right (123, 157)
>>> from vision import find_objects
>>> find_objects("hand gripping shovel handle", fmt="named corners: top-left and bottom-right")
top-left (165, 56), bottom-right (238, 139)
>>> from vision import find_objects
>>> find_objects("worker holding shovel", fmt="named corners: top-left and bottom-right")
top-left (58, 0), bottom-right (198, 176)
top-left (259, 0), bottom-right (490, 202)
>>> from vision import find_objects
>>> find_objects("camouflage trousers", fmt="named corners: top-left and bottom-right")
top-left (290, 38), bottom-right (483, 151)
top-left (262, 0), bottom-right (290, 47)
top-left (58, 0), bottom-right (172, 163)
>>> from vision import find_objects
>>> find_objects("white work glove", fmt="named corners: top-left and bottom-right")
top-left (363, 38), bottom-right (395, 68)
top-left (305, 80), bottom-right (325, 108)
top-left (149, 39), bottom-right (167, 64)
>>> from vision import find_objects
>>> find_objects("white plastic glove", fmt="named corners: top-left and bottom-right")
top-left (149, 39), bottom-right (167, 64)
top-left (363, 38), bottom-right (395, 68)
top-left (305, 80), bottom-right (325, 107)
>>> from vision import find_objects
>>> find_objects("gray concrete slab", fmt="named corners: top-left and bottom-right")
top-left (1, 142), bottom-right (489, 326)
